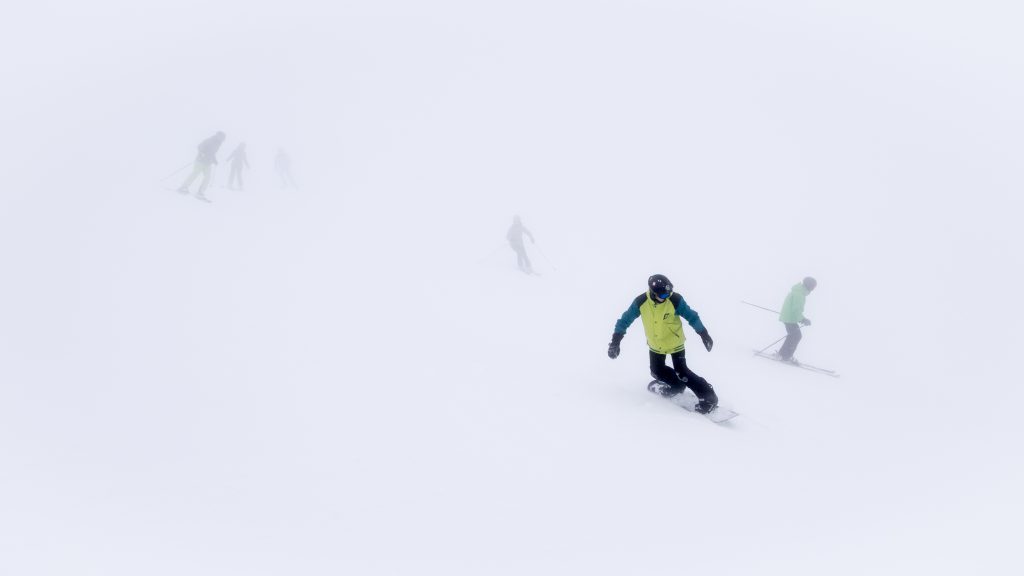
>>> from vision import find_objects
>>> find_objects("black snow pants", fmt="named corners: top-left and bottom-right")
top-left (649, 349), bottom-right (717, 407)
top-left (778, 322), bottom-right (802, 360)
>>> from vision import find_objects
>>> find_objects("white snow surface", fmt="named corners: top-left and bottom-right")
top-left (2, 1), bottom-right (1023, 575)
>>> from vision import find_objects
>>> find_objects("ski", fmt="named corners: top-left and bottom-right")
top-left (752, 350), bottom-right (839, 378)
top-left (648, 381), bottom-right (739, 424)
top-left (163, 187), bottom-right (212, 203)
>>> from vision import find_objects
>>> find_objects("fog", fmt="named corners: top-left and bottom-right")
top-left (1, 1), bottom-right (1022, 574)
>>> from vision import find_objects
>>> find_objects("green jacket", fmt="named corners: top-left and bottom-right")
top-left (614, 291), bottom-right (706, 354)
top-left (779, 283), bottom-right (809, 324)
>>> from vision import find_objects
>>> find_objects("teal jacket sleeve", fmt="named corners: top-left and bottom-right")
top-left (614, 294), bottom-right (645, 334)
top-left (671, 293), bottom-right (706, 333)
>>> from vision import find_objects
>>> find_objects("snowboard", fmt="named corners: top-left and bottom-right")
top-left (753, 350), bottom-right (839, 378)
top-left (647, 381), bottom-right (739, 424)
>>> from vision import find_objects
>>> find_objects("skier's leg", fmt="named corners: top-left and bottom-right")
top-left (512, 243), bottom-right (528, 272)
top-left (197, 164), bottom-right (213, 194)
top-left (649, 350), bottom-right (684, 396)
top-left (522, 251), bottom-right (534, 274)
top-left (670, 351), bottom-right (718, 411)
top-left (178, 163), bottom-right (202, 192)
top-left (778, 323), bottom-right (802, 360)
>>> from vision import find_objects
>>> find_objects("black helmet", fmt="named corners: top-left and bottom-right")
top-left (803, 276), bottom-right (817, 291)
top-left (648, 274), bottom-right (673, 299)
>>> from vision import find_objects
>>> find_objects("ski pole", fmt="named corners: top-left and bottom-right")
top-left (159, 161), bottom-right (193, 181)
top-left (742, 301), bottom-right (780, 315)
top-left (756, 336), bottom-right (787, 355)
top-left (534, 243), bottom-right (558, 272)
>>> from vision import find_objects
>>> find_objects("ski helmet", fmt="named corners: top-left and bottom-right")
top-left (648, 274), bottom-right (673, 299)
top-left (803, 276), bottom-right (817, 291)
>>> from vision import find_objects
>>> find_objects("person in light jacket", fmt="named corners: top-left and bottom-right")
top-left (776, 277), bottom-right (817, 364)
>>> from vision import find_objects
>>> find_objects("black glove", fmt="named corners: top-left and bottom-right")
top-left (800, 318), bottom-right (812, 327)
top-left (608, 332), bottom-right (624, 359)
top-left (697, 329), bottom-right (714, 352)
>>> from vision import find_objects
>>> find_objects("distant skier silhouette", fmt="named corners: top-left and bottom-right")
top-left (274, 149), bottom-right (296, 189)
top-left (225, 142), bottom-right (250, 190)
top-left (177, 131), bottom-right (226, 201)
top-left (507, 215), bottom-right (535, 274)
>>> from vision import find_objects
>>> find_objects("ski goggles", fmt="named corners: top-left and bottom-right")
top-left (656, 291), bottom-right (672, 299)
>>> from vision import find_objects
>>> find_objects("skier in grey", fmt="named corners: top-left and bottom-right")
top-left (775, 277), bottom-right (817, 364)
top-left (507, 215), bottom-right (535, 274)
top-left (177, 131), bottom-right (226, 200)
top-left (225, 142), bottom-right (250, 190)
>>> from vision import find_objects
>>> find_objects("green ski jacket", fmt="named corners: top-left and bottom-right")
top-left (779, 283), bottom-right (809, 324)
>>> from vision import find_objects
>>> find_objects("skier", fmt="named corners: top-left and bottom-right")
top-left (225, 142), bottom-right (250, 190)
top-left (776, 277), bottom-right (817, 364)
top-left (177, 131), bottom-right (226, 200)
top-left (607, 274), bottom-right (719, 413)
top-left (506, 215), bottom-right (535, 274)
top-left (274, 149), bottom-right (296, 189)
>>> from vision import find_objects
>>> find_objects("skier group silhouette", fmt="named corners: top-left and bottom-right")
top-left (169, 131), bottom-right (297, 202)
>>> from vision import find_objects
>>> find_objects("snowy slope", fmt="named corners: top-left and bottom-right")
top-left (2, 1), bottom-right (1023, 575)
top-left (0, 180), bottom-right (1018, 576)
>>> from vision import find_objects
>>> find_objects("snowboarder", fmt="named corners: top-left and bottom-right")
top-left (507, 215), bottom-right (535, 274)
top-left (225, 142), bottom-right (250, 190)
top-left (607, 274), bottom-right (719, 413)
top-left (776, 277), bottom-right (817, 364)
top-left (274, 149), bottom-right (296, 189)
top-left (177, 131), bottom-right (226, 200)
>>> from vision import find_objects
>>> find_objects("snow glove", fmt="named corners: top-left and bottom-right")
top-left (698, 329), bottom-right (714, 352)
top-left (608, 332), bottom-right (624, 359)
top-left (800, 318), bottom-right (812, 327)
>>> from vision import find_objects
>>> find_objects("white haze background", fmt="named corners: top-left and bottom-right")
top-left (1, 1), bottom-right (1022, 574)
